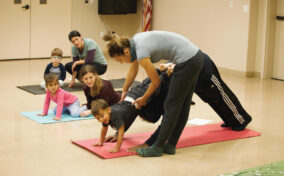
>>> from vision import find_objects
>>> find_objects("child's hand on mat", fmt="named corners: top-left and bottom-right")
top-left (53, 117), bottom-right (61, 121)
top-left (109, 148), bottom-right (119, 153)
top-left (127, 143), bottom-right (149, 153)
top-left (37, 113), bottom-right (46, 116)
top-left (104, 134), bottom-right (118, 143)
top-left (93, 142), bottom-right (103, 147)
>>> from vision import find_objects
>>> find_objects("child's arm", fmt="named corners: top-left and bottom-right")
top-left (110, 125), bottom-right (125, 153)
top-left (54, 91), bottom-right (64, 121)
top-left (94, 126), bottom-right (108, 146)
top-left (37, 92), bottom-right (50, 116)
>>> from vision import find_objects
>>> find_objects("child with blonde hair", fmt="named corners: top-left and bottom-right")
top-left (37, 73), bottom-right (87, 121)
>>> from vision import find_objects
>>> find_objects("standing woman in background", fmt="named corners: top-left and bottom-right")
top-left (103, 31), bottom-right (204, 157)
top-left (65, 30), bottom-right (108, 88)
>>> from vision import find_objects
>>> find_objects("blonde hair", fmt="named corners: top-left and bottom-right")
top-left (103, 31), bottom-right (130, 57)
top-left (51, 48), bottom-right (63, 57)
top-left (79, 65), bottom-right (103, 97)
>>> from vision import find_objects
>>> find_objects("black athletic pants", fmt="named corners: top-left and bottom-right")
top-left (65, 61), bottom-right (107, 79)
top-left (154, 50), bottom-right (204, 147)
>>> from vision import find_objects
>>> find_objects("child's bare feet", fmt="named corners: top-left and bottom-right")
top-left (53, 117), bottom-right (61, 121)
top-left (80, 110), bottom-right (90, 117)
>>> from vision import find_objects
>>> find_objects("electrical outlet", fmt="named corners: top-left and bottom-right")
top-left (243, 5), bottom-right (249, 13)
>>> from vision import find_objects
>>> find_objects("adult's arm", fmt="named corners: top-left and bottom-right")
top-left (133, 58), bottom-right (160, 108)
top-left (121, 59), bottom-right (139, 101)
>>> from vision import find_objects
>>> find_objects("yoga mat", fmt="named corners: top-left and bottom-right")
top-left (72, 123), bottom-right (261, 159)
top-left (21, 110), bottom-right (94, 124)
top-left (17, 82), bottom-right (83, 95)
top-left (220, 160), bottom-right (284, 176)
top-left (17, 78), bottom-right (141, 95)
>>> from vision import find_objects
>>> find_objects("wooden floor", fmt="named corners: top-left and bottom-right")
top-left (0, 58), bottom-right (283, 176)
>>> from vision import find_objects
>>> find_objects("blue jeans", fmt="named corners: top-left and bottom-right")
top-left (53, 100), bottom-right (87, 117)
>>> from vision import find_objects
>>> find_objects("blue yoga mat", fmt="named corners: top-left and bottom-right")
top-left (21, 110), bottom-right (94, 124)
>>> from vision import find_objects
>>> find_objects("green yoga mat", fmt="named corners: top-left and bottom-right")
top-left (219, 160), bottom-right (284, 176)
top-left (17, 78), bottom-right (141, 95)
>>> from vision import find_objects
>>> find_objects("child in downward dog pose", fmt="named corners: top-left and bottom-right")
top-left (37, 73), bottom-right (88, 121)
top-left (90, 67), bottom-right (174, 153)
top-left (91, 99), bottom-right (126, 153)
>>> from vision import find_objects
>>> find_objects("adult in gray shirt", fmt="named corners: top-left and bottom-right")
top-left (103, 30), bottom-right (204, 157)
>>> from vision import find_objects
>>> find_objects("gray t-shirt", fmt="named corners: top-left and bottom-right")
top-left (133, 31), bottom-right (199, 64)
top-left (71, 38), bottom-right (107, 65)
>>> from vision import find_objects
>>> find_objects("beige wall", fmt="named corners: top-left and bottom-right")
top-left (71, 0), bottom-right (142, 52)
top-left (152, 0), bottom-right (251, 73)
top-left (1, 0), bottom-right (277, 78)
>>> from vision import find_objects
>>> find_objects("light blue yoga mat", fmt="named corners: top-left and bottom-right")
top-left (21, 110), bottom-right (94, 124)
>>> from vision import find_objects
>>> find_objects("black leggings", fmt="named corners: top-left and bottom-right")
top-left (65, 62), bottom-right (107, 79)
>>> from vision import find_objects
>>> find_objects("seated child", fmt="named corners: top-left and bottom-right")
top-left (91, 68), bottom-right (173, 153)
top-left (37, 73), bottom-right (88, 121)
top-left (40, 48), bottom-right (66, 89)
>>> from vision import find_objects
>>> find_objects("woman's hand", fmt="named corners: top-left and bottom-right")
top-left (68, 80), bottom-right (75, 88)
top-left (159, 62), bottom-right (174, 71)
top-left (120, 91), bottom-right (127, 102)
top-left (133, 97), bottom-right (147, 109)
top-left (127, 143), bottom-right (149, 153)
top-left (166, 64), bottom-right (175, 76)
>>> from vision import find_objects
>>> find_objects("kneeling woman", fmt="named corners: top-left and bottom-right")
top-left (66, 30), bottom-right (108, 88)
top-left (79, 65), bottom-right (121, 116)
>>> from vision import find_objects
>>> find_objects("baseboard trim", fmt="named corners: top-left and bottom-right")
top-left (218, 67), bottom-right (260, 78)
top-left (0, 56), bottom-right (71, 62)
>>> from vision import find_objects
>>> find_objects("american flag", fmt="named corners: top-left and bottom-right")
top-left (142, 0), bottom-right (152, 32)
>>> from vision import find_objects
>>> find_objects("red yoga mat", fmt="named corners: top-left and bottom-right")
top-left (72, 123), bottom-right (261, 159)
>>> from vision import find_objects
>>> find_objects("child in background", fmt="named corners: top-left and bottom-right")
top-left (40, 48), bottom-right (66, 89)
top-left (37, 73), bottom-right (88, 121)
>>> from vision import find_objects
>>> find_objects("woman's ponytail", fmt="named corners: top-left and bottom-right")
top-left (103, 31), bottom-right (130, 57)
